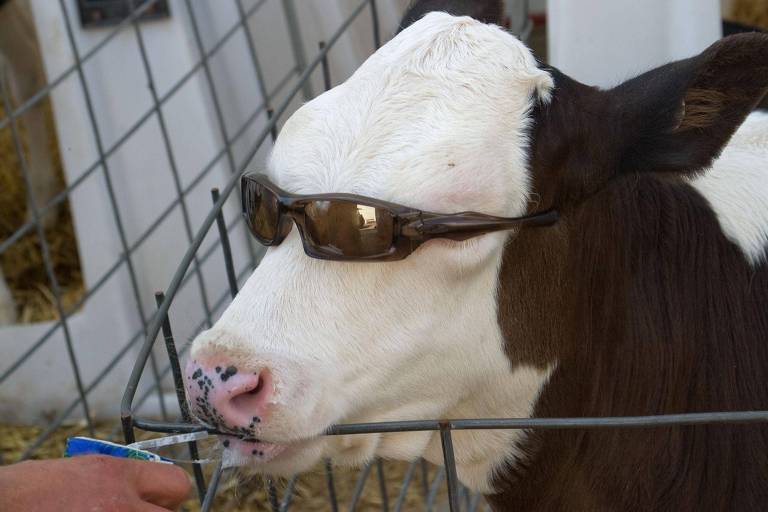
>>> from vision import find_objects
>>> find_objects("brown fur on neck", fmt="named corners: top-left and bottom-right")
top-left (491, 166), bottom-right (768, 511)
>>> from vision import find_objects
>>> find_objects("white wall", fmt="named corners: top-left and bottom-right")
top-left (548, 0), bottom-right (722, 87)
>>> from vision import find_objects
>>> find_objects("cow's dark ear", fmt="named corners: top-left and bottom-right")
top-left (398, 0), bottom-right (504, 32)
top-left (612, 33), bottom-right (768, 175)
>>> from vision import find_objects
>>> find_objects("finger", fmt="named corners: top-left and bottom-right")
top-left (136, 502), bottom-right (181, 512)
top-left (126, 461), bottom-right (192, 508)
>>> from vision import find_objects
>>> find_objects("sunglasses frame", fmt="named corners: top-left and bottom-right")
top-left (241, 173), bottom-right (559, 262)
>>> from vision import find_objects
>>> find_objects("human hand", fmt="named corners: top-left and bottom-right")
top-left (0, 455), bottom-right (191, 511)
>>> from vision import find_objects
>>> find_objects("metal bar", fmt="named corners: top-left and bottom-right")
top-left (393, 460), bottom-right (418, 512)
top-left (280, 475), bottom-right (299, 512)
top-left (267, 108), bottom-right (278, 142)
top-left (376, 458), bottom-right (389, 511)
top-left (0, 67), bottom-right (295, 387)
top-left (468, 493), bottom-right (484, 512)
top-left (148, 348), bottom-right (168, 421)
top-left (154, 292), bottom-right (207, 502)
top-left (154, 297), bottom-right (188, 414)
top-left (267, 478), bottom-right (280, 512)
top-left (420, 459), bottom-right (429, 498)
top-left (462, 486), bottom-right (471, 511)
top-left (440, 426), bottom-right (460, 512)
top-left (200, 460), bottom-right (225, 512)
top-left (325, 411), bottom-right (768, 435)
top-left (0, 62), bottom-right (94, 435)
top-left (425, 467), bottom-right (445, 512)
top-left (282, 0), bottom-right (315, 100)
top-left (212, 188), bottom-right (239, 299)
top-left (122, 0), bottom-right (373, 422)
top-left (370, 0), bottom-right (381, 49)
top-left (348, 461), bottom-right (373, 511)
top-left (319, 41), bottom-right (332, 91)
top-left (130, 1), bottom-right (213, 328)
top-left (325, 458), bottom-right (340, 512)
top-left (235, 0), bottom-right (272, 124)
top-left (127, 408), bottom-right (768, 440)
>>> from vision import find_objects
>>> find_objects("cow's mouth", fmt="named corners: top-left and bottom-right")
top-left (221, 435), bottom-right (309, 464)
top-left (222, 436), bottom-right (289, 462)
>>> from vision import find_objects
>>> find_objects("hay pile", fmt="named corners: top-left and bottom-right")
top-left (1, 421), bottom-right (461, 511)
top-left (0, 99), bottom-right (84, 323)
top-left (727, 0), bottom-right (768, 28)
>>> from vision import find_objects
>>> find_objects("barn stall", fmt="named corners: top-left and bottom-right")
top-left (1, 0), bottom-right (767, 511)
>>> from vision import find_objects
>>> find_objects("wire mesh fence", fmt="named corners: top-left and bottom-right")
top-left (0, 0), bottom-right (376, 460)
top-left (3, 1), bottom-right (768, 511)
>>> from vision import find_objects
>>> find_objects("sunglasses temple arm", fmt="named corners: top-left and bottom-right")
top-left (402, 210), bottom-right (559, 240)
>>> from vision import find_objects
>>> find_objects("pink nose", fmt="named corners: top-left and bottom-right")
top-left (185, 358), bottom-right (273, 435)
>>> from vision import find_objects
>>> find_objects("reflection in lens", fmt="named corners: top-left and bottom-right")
top-left (246, 183), bottom-right (280, 242)
top-left (305, 200), bottom-right (393, 257)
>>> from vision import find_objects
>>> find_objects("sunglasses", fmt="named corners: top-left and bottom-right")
top-left (241, 174), bottom-right (558, 262)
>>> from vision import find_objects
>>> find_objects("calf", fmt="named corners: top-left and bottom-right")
top-left (185, 11), bottom-right (768, 511)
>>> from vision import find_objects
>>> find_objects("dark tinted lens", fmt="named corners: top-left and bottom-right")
top-left (304, 200), bottom-right (394, 257)
top-left (244, 180), bottom-right (280, 242)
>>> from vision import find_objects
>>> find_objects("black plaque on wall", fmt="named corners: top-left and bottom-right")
top-left (77, 0), bottom-right (170, 28)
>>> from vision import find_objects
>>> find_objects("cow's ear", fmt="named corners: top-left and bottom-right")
top-left (611, 33), bottom-right (768, 175)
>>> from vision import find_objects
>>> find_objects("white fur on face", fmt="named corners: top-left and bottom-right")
top-left (190, 13), bottom-right (554, 492)
top-left (690, 111), bottom-right (768, 266)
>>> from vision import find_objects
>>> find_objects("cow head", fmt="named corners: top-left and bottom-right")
top-left (185, 12), bottom-right (768, 492)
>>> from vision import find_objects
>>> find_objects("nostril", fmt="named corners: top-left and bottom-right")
top-left (247, 376), bottom-right (264, 396)
top-left (229, 369), bottom-right (272, 420)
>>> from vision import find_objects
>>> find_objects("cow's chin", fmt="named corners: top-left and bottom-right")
top-left (221, 429), bottom-right (435, 476)
top-left (222, 435), bottom-right (328, 476)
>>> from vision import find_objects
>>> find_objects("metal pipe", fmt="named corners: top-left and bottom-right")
top-left (282, 0), bottom-right (315, 100)
top-left (154, 291), bottom-right (207, 502)
top-left (370, 0), bottom-right (381, 49)
top-left (212, 188), bottom-right (239, 299)
top-left (325, 458), bottom-right (340, 512)
top-left (200, 460), bottom-right (225, 511)
top-left (319, 41), bottom-right (332, 91)
top-left (439, 426), bottom-right (460, 512)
